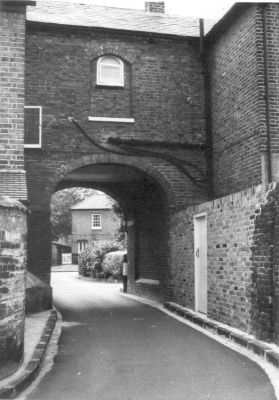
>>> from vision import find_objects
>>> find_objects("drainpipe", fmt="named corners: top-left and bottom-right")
top-left (262, 4), bottom-right (272, 183)
top-left (200, 18), bottom-right (214, 198)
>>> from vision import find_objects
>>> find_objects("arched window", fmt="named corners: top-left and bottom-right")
top-left (97, 56), bottom-right (124, 86)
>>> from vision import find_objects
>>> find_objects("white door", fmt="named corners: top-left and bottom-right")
top-left (62, 253), bottom-right (72, 265)
top-left (194, 214), bottom-right (207, 314)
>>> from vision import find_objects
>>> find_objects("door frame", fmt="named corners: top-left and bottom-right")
top-left (194, 212), bottom-right (207, 314)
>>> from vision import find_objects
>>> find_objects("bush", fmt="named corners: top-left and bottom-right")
top-left (103, 250), bottom-right (126, 280)
top-left (79, 240), bottom-right (126, 280)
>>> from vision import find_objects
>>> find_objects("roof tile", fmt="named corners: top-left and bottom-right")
top-left (27, 1), bottom-right (216, 37)
top-left (71, 194), bottom-right (113, 210)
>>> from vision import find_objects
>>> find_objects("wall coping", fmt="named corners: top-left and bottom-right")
top-left (136, 279), bottom-right (160, 286)
top-left (2, 1), bottom-right (36, 6)
top-left (0, 196), bottom-right (27, 212)
top-left (191, 182), bottom-right (277, 213)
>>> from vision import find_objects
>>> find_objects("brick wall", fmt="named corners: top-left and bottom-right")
top-left (207, 5), bottom-right (265, 197)
top-left (263, 4), bottom-right (279, 164)
top-left (0, 5), bottom-right (28, 200)
top-left (170, 183), bottom-right (279, 342)
top-left (0, 197), bottom-right (27, 379)
top-left (25, 25), bottom-right (206, 145)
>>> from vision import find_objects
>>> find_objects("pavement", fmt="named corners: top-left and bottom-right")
top-left (50, 264), bottom-right (78, 273)
top-left (0, 268), bottom-right (279, 399)
top-left (20, 273), bottom-right (279, 399)
top-left (0, 310), bottom-right (57, 399)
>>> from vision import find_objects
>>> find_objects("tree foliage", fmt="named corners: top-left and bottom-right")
top-left (111, 202), bottom-right (126, 243)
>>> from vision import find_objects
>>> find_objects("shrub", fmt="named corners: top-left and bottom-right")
top-left (79, 240), bottom-right (126, 280)
top-left (103, 250), bottom-right (126, 280)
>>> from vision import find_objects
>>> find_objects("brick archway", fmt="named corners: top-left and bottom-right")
top-left (49, 153), bottom-right (178, 210)
top-left (90, 46), bottom-right (136, 64)
top-left (27, 153), bottom-right (182, 308)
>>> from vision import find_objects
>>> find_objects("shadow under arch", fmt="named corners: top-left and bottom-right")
top-left (49, 152), bottom-right (179, 212)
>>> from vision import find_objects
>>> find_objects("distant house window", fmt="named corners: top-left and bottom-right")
top-left (97, 56), bottom-right (124, 86)
top-left (92, 214), bottom-right (101, 229)
top-left (24, 106), bottom-right (42, 148)
top-left (78, 240), bottom-right (88, 254)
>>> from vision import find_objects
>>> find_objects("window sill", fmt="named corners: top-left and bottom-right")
top-left (24, 144), bottom-right (41, 149)
top-left (96, 84), bottom-right (124, 89)
top-left (88, 117), bottom-right (135, 123)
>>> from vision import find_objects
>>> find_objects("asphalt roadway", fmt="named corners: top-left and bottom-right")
top-left (27, 272), bottom-right (276, 400)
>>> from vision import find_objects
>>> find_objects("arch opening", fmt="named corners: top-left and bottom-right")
top-left (26, 161), bottom-right (172, 311)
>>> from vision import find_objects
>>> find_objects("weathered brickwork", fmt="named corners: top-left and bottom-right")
top-left (0, 197), bottom-right (27, 379)
top-left (170, 184), bottom-right (279, 341)
top-left (207, 5), bottom-right (265, 197)
top-left (0, 5), bottom-right (28, 199)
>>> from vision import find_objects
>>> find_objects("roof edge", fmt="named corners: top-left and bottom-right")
top-left (3, 0), bottom-right (36, 6)
top-left (205, 2), bottom-right (257, 41)
top-left (26, 19), bottom-right (200, 41)
top-left (71, 207), bottom-right (111, 210)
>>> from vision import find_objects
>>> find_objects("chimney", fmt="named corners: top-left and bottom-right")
top-left (145, 1), bottom-right (165, 14)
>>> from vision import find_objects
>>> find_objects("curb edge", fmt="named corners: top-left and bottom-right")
top-left (0, 310), bottom-right (57, 399)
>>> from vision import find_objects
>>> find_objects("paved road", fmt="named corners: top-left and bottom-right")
top-left (51, 264), bottom-right (78, 273)
top-left (27, 272), bottom-right (276, 400)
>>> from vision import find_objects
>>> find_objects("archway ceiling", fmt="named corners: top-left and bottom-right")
top-left (62, 164), bottom-right (143, 184)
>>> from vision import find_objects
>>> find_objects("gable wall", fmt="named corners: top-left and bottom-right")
top-left (207, 5), bottom-right (264, 197)
top-left (25, 25), bottom-right (206, 147)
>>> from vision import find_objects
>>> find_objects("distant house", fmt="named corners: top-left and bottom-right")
top-left (70, 194), bottom-right (121, 262)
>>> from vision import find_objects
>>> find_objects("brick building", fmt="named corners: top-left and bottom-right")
top-left (23, 0), bottom-right (210, 307)
top-left (70, 194), bottom-right (121, 262)
top-left (2, 0), bottom-right (279, 353)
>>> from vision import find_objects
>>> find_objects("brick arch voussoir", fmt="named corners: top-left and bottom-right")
top-left (90, 45), bottom-right (136, 64)
top-left (50, 154), bottom-right (177, 209)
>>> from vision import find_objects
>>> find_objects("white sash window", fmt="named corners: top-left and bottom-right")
top-left (24, 106), bottom-right (42, 148)
top-left (92, 214), bottom-right (101, 229)
top-left (97, 56), bottom-right (124, 86)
